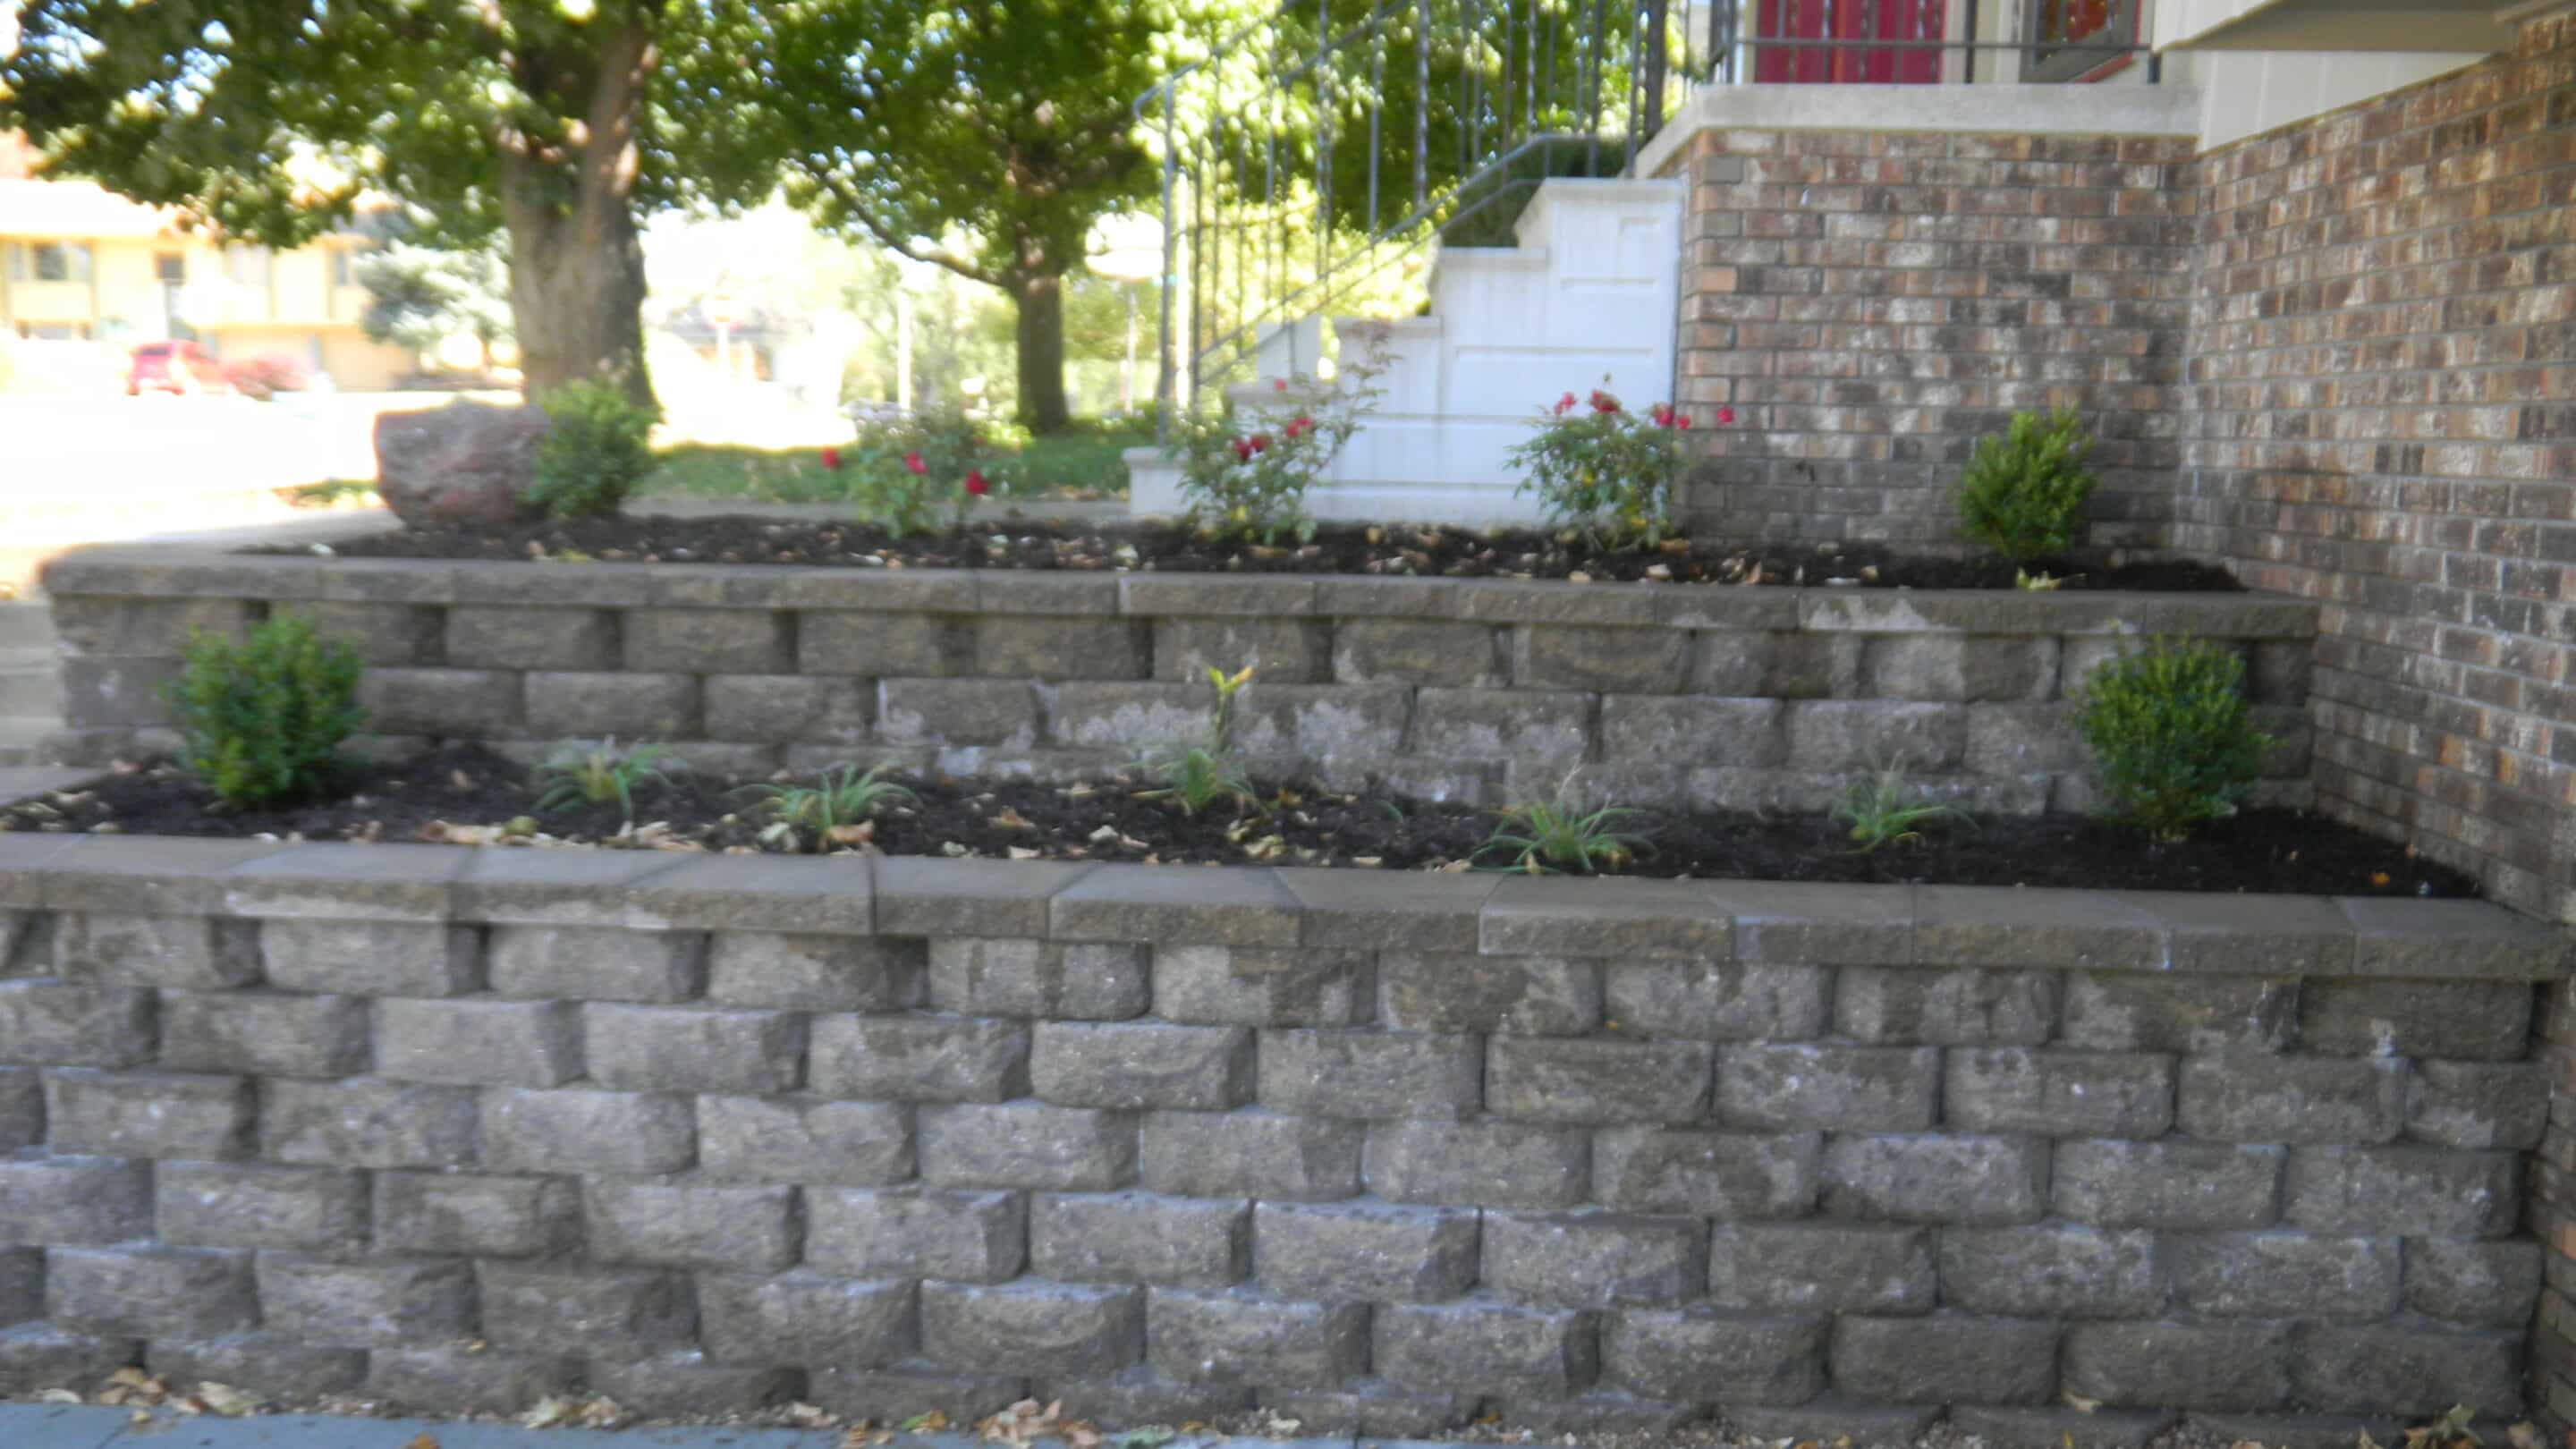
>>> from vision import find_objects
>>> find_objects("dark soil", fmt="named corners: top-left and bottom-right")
top-left (4, 746), bottom-right (2470, 899)
top-left (290, 515), bottom-right (2239, 591)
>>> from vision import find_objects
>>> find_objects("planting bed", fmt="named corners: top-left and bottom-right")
top-left (0, 746), bottom-right (2475, 899)
top-left (286, 515), bottom-right (2238, 591)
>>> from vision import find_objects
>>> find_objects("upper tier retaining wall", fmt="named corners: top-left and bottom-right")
top-left (0, 835), bottom-right (2566, 1437)
top-left (40, 548), bottom-right (2317, 812)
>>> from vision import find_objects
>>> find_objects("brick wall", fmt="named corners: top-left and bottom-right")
top-left (0, 836), bottom-right (2564, 1432)
top-left (41, 552), bottom-right (2314, 814)
top-left (1659, 129), bottom-right (2198, 550)
top-left (2170, 16), bottom-right (2576, 931)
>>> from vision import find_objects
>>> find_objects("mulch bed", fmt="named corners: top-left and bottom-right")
top-left (288, 515), bottom-right (2239, 591)
top-left (4, 746), bottom-right (2470, 899)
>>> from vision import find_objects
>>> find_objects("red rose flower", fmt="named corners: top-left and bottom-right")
top-left (1249, 433), bottom-right (1272, 453)
top-left (1677, 414), bottom-right (1694, 429)
top-left (1231, 437), bottom-right (1255, 462)
top-left (1650, 403), bottom-right (1673, 427)
top-left (964, 469), bottom-right (989, 496)
top-left (820, 446), bottom-right (843, 470)
top-left (1285, 414), bottom-right (1315, 439)
top-left (1553, 390), bottom-right (1578, 416)
top-left (1716, 405), bottom-right (1737, 426)
top-left (1273, 377), bottom-right (1290, 393)
top-left (903, 451), bottom-right (927, 475)
top-left (1589, 389), bottom-right (1619, 414)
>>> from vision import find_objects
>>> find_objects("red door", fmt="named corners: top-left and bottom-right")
top-left (1753, 0), bottom-right (1948, 84)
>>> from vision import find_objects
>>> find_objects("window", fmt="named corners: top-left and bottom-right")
top-left (156, 252), bottom-right (187, 284)
top-left (224, 243), bottom-right (272, 288)
top-left (11, 241), bottom-right (93, 283)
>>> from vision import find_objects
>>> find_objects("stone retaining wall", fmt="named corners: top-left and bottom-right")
top-left (0, 835), bottom-right (2565, 1437)
top-left (41, 550), bottom-right (2315, 811)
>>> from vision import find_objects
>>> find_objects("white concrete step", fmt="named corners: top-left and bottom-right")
top-left (0, 717), bottom-right (56, 768)
top-left (0, 603), bottom-right (54, 651)
top-left (0, 673), bottom-right (58, 717)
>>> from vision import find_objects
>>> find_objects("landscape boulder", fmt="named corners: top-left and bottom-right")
top-left (373, 402), bottom-right (549, 527)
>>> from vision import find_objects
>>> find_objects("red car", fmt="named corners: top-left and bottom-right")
top-left (127, 340), bottom-right (226, 396)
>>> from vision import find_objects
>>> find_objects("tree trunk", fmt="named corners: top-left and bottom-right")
top-left (1011, 268), bottom-right (1071, 434)
top-left (495, 14), bottom-right (657, 413)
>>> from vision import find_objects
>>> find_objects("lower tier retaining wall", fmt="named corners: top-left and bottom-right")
top-left (40, 551), bottom-right (2315, 811)
top-left (0, 837), bottom-right (2566, 1437)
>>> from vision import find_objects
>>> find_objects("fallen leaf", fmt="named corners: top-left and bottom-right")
top-left (2063, 1394), bottom-right (2102, 1413)
top-left (403, 1436), bottom-right (442, 1449)
top-left (521, 1395), bottom-right (576, 1428)
top-left (195, 1382), bottom-right (262, 1417)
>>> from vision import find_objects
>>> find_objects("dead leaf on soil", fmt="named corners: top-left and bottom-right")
top-left (402, 1436), bottom-right (441, 1449)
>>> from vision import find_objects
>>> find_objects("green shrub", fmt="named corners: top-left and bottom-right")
top-left (845, 405), bottom-right (988, 536)
top-left (2073, 637), bottom-right (2274, 841)
top-left (528, 379), bottom-right (661, 519)
top-left (1956, 408), bottom-right (2096, 564)
top-left (166, 613), bottom-right (364, 808)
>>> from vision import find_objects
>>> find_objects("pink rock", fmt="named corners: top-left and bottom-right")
top-left (373, 402), bottom-right (549, 527)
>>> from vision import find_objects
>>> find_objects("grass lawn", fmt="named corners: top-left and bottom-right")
top-left (646, 417), bottom-right (1151, 506)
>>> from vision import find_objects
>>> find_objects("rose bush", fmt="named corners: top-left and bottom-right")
top-left (1507, 382), bottom-right (1713, 547)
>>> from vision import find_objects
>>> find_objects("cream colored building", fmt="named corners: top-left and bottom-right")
top-left (0, 147), bottom-right (413, 393)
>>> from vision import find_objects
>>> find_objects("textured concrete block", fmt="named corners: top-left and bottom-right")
top-left (2404, 1238), bottom-right (2542, 1326)
top-left (2177, 1055), bottom-right (2404, 1144)
top-left (486, 925), bottom-right (705, 1003)
top-left (2055, 1140), bottom-right (2284, 1230)
top-left (919, 1102), bottom-right (1136, 1191)
top-left (932, 938), bottom-right (1147, 1020)
top-left (1333, 619), bottom-right (1506, 686)
top-left (1820, 1133), bottom-right (2047, 1225)
top-left (1946, 1048), bottom-right (2174, 1138)
top-left (1831, 1314), bottom-right (2058, 1405)
top-left (1156, 945), bottom-right (1371, 1027)
top-left (585, 1179), bottom-right (796, 1272)
top-left (1717, 1045), bottom-right (1938, 1131)
top-left (1411, 688), bottom-right (1595, 775)
top-left (1373, 1300), bottom-right (1597, 1397)
top-left (2174, 1233), bottom-right (2400, 1319)
top-left (808, 1362), bottom-right (1029, 1425)
top-left (377, 997), bottom-right (580, 1087)
top-left (1365, 1118), bottom-right (1590, 1209)
top-left (365, 1345), bottom-right (579, 1415)
top-left (1936, 1224), bottom-right (2163, 1318)
top-left (478, 1260), bottom-right (694, 1360)
top-left (1487, 1037), bottom-right (1713, 1123)
top-left (146, 1334), bottom-right (368, 1401)
top-left (1140, 1110), bottom-right (1362, 1201)
top-left (1154, 616), bottom-right (1332, 683)
top-left (2063, 1322), bottom-right (2293, 1411)
top-left (2299, 979), bottom-right (2533, 1062)
top-left (2060, 972), bottom-right (2296, 1053)
top-left (1517, 625), bottom-right (1691, 693)
top-left (880, 679), bottom-right (1042, 748)
top-left (2405, 1060), bottom-right (2548, 1148)
top-left (806, 1187), bottom-right (1026, 1283)
top-left (357, 667), bottom-right (523, 737)
top-left (523, 670), bottom-right (699, 738)
top-left (921, 1280), bottom-right (1144, 1376)
top-left (262, 1077), bottom-right (479, 1169)
top-left (699, 1273), bottom-right (914, 1367)
top-left (1783, 700), bottom-right (1968, 771)
top-left (1031, 1192), bottom-right (1250, 1288)
top-left (156, 1162), bottom-right (367, 1253)
top-left (810, 1014), bottom-right (1030, 1103)
top-left (1378, 952), bottom-right (1597, 1034)
top-left (1604, 961), bottom-right (1830, 1041)
top-left (1601, 1309), bottom-right (1827, 1405)
top-left (2292, 1324), bottom-right (2522, 1418)
top-left (1253, 1200), bottom-right (1478, 1302)
top-left (158, 990), bottom-right (369, 1078)
top-left (1597, 697), bottom-right (1785, 766)
top-left (1835, 967), bottom-right (2058, 1046)
top-left (698, 1096), bottom-right (913, 1186)
top-left (480, 1087), bottom-right (695, 1175)
top-left (624, 607), bottom-right (793, 674)
top-left (0, 1323), bottom-right (137, 1394)
top-left (1709, 1221), bottom-right (1933, 1313)
top-left (445, 606), bottom-right (615, 670)
top-left (585, 1004), bottom-right (804, 1095)
top-left (1593, 1127), bottom-right (1818, 1218)
top-left (1032, 1021), bottom-right (1253, 1110)
top-left (258, 919), bottom-right (479, 997)
top-left (584, 1352), bottom-right (799, 1418)
top-left (799, 611), bottom-right (966, 676)
top-left (254, 1255), bottom-right (475, 1348)
top-left (973, 616), bottom-right (1148, 679)
top-left (1258, 1029), bottom-right (1480, 1119)
top-left (0, 980), bottom-right (153, 1067)
top-left (1483, 1210), bottom-right (1707, 1308)
top-left (1148, 1286), bottom-right (1368, 1387)
top-left (709, 932), bottom-right (925, 1011)
top-left (375, 1171), bottom-right (579, 1258)
top-left (58, 912), bottom-right (258, 989)
top-left (704, 674), bottom-right (874, 745)
top-left (2284, 1147), bottom-right (2519, 1237)
top-left (44, 1246), bottom-right (256, 1338)
top-left (1863, 635), bottom-right (2057, 703)
top-left (42, 1069), bottom-right (250, 1159)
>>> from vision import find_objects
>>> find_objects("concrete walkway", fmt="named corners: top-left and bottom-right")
top-left (0, 1408), bottom-right (1382, 1449)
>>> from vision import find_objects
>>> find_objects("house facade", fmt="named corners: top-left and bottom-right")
top-left (0, 134), bottom-right (411, 393)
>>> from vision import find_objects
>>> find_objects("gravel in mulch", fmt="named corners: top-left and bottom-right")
top-left (2, 745), bottom-right (2474, 901)
top-left (280, 515), bottom-right (2240, 591)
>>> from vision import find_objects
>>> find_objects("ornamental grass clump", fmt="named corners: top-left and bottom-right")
top-left (2073, 637), bottom-right (2274, 842)
top-left (1139, 665), bottom-right (1260, 817)
top-left (166, 612), bottom-right (364, 809)
top-left (1508, 383), bottom-right (1716, 549)
top-left (1955, 408), bottom-right (2096, 565)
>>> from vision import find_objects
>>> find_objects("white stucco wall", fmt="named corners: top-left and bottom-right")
top-left (2174, 48), bottom-right (2491, 149)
